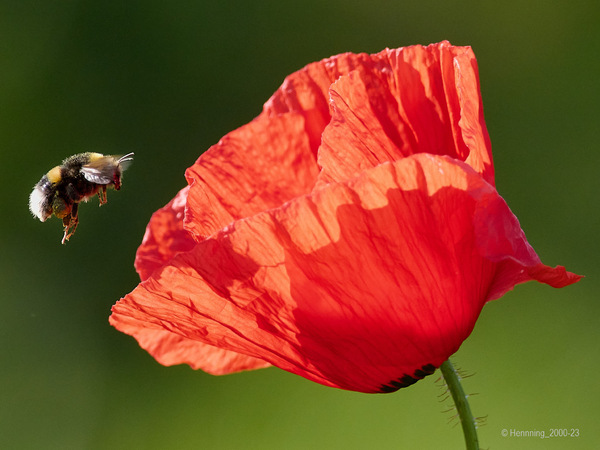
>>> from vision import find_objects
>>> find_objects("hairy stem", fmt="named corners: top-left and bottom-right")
top-left (440, 359), bottom-right (479, 450)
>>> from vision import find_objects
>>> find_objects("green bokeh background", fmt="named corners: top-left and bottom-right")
top-left (1, 1), bottom-right (597, 449)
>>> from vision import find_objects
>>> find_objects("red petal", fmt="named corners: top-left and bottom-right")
top-left (108, 319), bottom-right (270, 374)
top-left (180, 43), bottom-right (493, 242)
top-left (131, 186), bottom-right (273, 372)
top-left (317, 42), bottom-right (494, 186)
top-left (111, 154), bottom-right (579, 393)
top-left (134, 186), bottom-right (196, 281)
top-left (526, 263), bottom-right (582, 288)
top-left (264, 51), bottom-right (378, 156)
top-left (184, 112), bottom-right (319, 240)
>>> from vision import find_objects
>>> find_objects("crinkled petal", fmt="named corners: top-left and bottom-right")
top-left (317, 41), bottom-right (494, 186)
top-left (116, 323), bottom-right (270, 374)
top-left (184, 112), bottom-right (319, 240)
top-left (134, 186), bottom-right (196, 281)
top-left (111, 154), bottom-right (579, 393)
top-left (131, 186), bottom-right (268, 371)
top-left (264, 51), bottom-right (377, 156)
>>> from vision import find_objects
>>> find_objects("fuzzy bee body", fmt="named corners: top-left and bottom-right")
top-left (29, 152), bottom-right (133, 244)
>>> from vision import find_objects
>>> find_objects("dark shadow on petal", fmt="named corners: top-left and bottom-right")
top-left (285, 185), bottom-right (493, 392)
top-left (379, 364), bottom-right (438, 393)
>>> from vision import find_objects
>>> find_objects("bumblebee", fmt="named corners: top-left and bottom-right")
top-left (29, 152), bottom-right (134, 244)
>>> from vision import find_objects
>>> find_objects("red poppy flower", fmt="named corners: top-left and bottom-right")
top-left (110, 42), bottom-right (581, 393)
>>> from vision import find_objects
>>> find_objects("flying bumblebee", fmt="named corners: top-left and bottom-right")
top-left (29, 152), bottom-right (134, 244)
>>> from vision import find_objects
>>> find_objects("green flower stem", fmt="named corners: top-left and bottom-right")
top-left (440, 359), bottom-right (479, 450)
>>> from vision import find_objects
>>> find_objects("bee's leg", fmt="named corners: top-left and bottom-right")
top-left (52, 194), bottom-right (73, 244)
top-left (98, 186), bottom-right (107, 205)
top-left (61, 215), bottom-right (71, 244)
top-left (61, 202), bottom-right (79, 244)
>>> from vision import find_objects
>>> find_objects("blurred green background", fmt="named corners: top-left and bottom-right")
top-left (1, 0), bottom-right (597, 449)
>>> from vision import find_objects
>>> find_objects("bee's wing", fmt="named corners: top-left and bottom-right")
top-left (81, 156), bottom-right (116, 185)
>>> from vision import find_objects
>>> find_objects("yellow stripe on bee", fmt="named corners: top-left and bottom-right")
top-left (88, 152), bottom-right (105, 161)
top-left (47, 166), bottom-right (62, 183)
